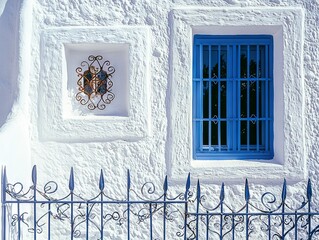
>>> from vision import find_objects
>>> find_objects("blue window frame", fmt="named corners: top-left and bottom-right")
top-left (193, 35), bottom-right (274, 160)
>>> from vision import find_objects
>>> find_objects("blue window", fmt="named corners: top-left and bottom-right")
top-left (193, 35), bottom-right (274, 160)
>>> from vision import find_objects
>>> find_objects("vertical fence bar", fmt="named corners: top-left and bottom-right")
top-left (47, 200), bottom-right (51, 240)
top-left (1, 167), bottom-right (7, 240)
top-left (69, 168), bottom-right (74, 240)
top-left (86, 200), bottom-right (89, 240)
top-left (220, 183), bottom-right (225, 240)
top-left (163, 176), bottom-right (168, 240)
top-left (281, 179), bottom-right (287, 240)
top-left (184, 173), bottom-right (190, 240)
top-left (32, 165), bottom-right (37, 240)
top-left (127, 170), bottom-right (131, 240)
top-left (206, 211), bottom-right (209, 240)
top-left (307, 179), bottom-right (312, 239)
top-left (149, 202), bottom-right (153, 240)
top-left (195, 180), bottom-right (200, 240)
top-left (99, 170), bottom-right (105, 240)
top-left (245, 179), bottom-right (250, 240)
top-left (17, 201), bottom-right (21, 240)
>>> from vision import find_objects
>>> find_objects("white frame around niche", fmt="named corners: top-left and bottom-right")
top-left (39, 27), bottom-right (151, 142)
top-left (168, 7), bottom-right (305, 181)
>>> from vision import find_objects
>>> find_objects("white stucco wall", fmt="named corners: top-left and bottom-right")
top-left (1, 0), bottom-right (319, 239)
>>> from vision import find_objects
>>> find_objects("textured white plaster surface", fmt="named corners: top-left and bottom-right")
top-left (0, 0), bottom-right (319, 238)
top-left (169, 7), bottom-right (305, 181)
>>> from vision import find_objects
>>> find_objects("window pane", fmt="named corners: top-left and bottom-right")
top-left (203, 45), bottom-right (209, 78)
top-left (240, 81), bottom-right (247, 118)
top-left (250, 121), bottom-right (257, 146)
top-left (259, 45), bottom-right (266, 78)
top-left (220, 81), bottom-right (227, 118)
top-left (240, 45), bottom-right (248, 78)
top-left (211, 82), bottom-right (218, 117)
top-left (250, 81), bottom-right (256, 116)
top-left (194, 45), bottom-right (200, 78)
top-left (203, 81), bottom-right (209, 118)
top-left (211, 121), bottom-right (218, 146)
top-left (241, 120), bottom-right (247, 146)
top-left (221, 121), bottom-right (227, 146)
top-left (249, 45), bottom-right (257, 78)
top-left (211, 46), bottom-right (218, 78)
top-left (220, 46), bottom-right (227, 79)
top-left (203, 121), bottom-right (209, 146)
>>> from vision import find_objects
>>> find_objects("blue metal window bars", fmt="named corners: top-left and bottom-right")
top-left (193, 35), bottom-right (274, 160)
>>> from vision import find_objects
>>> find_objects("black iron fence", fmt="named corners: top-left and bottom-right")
top-left (1, 166), bottom-right (319, 239)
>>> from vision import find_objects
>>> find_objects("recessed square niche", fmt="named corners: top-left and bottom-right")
top-left (64, 44), bottom-right (129, 117)
top-left (39, 27), bottom-right (151, 142)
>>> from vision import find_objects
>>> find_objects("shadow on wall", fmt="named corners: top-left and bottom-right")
top-left (0, 0), bottom-right (20, 128)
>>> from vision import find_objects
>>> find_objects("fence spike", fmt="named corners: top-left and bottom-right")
top-left (127, 169), bottom-right (131, 190)
top-left (32, 165), bottom-right (37, 185)
top-left (163, 175), bottom-right (168, 193)
top-left (1, 166), bottom-right (7, 202)
top-left (69, 167), bottom-right (74, 191)
top-left (220, 182), bottom-right (225, 202)
top-left (281, 178), bottom-right (287, 201)
top-left (99, 169), bottom-right (105, 191)
top-left (307, 178), bottom-right (312, 201)
top-left (196, 179), bottom-right (201, 200)
top-left (184, 173), bottom-right (190, 200)
top-left (245, 179), bottom-right (250, 202)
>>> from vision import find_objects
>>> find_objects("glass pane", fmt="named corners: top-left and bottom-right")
top-left (258, 81), bottom-right (265, 117)
top-left (203, 45), bottom-right (209, 78)
top-left (220, 81), bottom-right (227, 118)
top-left (249, 45), bottom-right (257, 78)
top-left (240, 45), bottom-right (248, 78)
top-left (203, 81), bottom-right (209, 118)
top-left (259, 120), bottom-right (265, 149)
top-left (221, 121), bottom-right (227, 146)
top-left (203, 121), bottom-right (209, 146)
top-left (211, 82), bottom-right (218, 117)
top-left (259, 45), bottom-right (266, 78)
top-left (249, 81), bottom-right (256, 116)
top-left (220, 46), bottom-right (227, 78)
top-left (240, 81), bottom-right (247, 118)
top-left (241, 121), bottom-right (247, 147)
top-left (211, 46), bottom-right (218, 78)
top-left (250, 121), bottom-right (257, 146)
top-left (211, 121), bottom-right (218, 146)
top-left (195, 45), bottom-right (200, 78)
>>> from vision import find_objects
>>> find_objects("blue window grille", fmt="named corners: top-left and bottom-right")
top-left (193, 35), bottom-right (274, 160)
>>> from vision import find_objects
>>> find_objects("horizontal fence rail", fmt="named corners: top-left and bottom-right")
top-left (2, 166), bottom-right (319, 239)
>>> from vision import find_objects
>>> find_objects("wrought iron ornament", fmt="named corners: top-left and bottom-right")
top-left (75, 55), bottom-right (115, 110)
top-left (2, 166), bottom-right (319, 239)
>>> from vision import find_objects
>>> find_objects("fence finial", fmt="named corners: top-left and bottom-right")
top-left (220, 182), bottom-right (225, 202)
top-left (1, 166), bottom-right (7, 202)
top-left (99, 169), bottom-right (105, 191)
top-left (163, 175), bottom-right (168, 193)
top-left (69, 167), bottom-right (74, 191)
top-left (185, 173), bottom-right (190, 200)
top-left (196, 179), bottom-right (201, 200)
top-left (307, 178), bottom-right (312, 201)
top-left (127, 169), bottom-right (131, 190)
top-left (32, 165), bottom-right (37, 185)
top-left (281, 178), bottom-right (287, 201)
top-left (245, 179), bottom-right (250, 202)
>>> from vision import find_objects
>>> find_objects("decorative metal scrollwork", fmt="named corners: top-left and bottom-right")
top-left (75, 55), bottom-right (115, 110)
